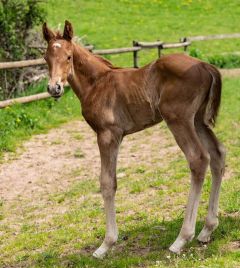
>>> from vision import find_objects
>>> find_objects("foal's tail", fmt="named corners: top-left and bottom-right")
top-left (203, 64), bottom-right (222, 127)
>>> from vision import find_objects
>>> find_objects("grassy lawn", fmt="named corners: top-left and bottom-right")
top-left (43, 0), bottom-right (240, 67)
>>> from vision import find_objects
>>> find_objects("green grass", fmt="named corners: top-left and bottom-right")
top-left (43, 0), bottom-right (240, 67)
top-left (0, 78), bottom-right (239, 267)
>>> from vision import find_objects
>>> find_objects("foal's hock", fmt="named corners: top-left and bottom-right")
top-left (43, 20), bottom-right (225, 258)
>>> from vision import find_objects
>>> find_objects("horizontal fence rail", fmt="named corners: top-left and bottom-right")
top-left (183, 33), bottom-right (240, 42)
top-left (29, 44), bottom-right (94, 51)
top-left (133, 41), bottom-right (164, 48)
top-left (0, 92), bottom-right (50, 108)
top-left (0, 58), bottom-right (46, 70)
top-left (162, 41), bottom-right (191, 49)
top-left (1, 32), bottom-right (240, 108)
top-left (0, 45), bottom-right (94, 70)
top-left (93, 46), bottom-right (141, 55)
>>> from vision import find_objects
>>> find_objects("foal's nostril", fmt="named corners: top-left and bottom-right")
top-left (56, 83), bottom-right (61, 94)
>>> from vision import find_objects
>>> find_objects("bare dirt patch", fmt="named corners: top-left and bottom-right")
top-left (224, 240), bottom-right (240, 252)
top-left (220, 68), bottom-right (240, 77)
top-left (0, 120), bottom-right (178, 204)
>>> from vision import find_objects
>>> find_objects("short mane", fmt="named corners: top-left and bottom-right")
top-left (93, 54), bottom-right (121, 69)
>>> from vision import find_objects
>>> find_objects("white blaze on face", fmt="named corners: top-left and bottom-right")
top-left (52, 42), bottom-right (62, 48)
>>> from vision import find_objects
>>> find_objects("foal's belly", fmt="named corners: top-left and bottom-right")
top-left (124, 118), bottom-right (163, 135)
top-left (123, 102), bottom-right (163, 135)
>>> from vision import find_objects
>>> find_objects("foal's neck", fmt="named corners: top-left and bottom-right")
top-left (68, 43), bottom-right (111, 101)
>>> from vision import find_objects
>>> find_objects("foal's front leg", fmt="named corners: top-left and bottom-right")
top-left (93, 130), bottom-right (121, 259)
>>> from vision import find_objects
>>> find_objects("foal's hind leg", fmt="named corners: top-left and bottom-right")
top-left (195, 122), bottom-right (226, 243)
top-left (161, 109), bottom-right (209, 253)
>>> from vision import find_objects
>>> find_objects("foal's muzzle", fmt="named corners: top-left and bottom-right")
top-left (47, 83), bottom-right (64, 98)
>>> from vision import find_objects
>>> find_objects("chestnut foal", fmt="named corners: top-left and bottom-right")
top-left (43, 21), bottom-right (225, 258)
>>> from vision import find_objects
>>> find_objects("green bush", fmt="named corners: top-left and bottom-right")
top-left (0, 0), bottom-right (46, 100)
top-left (0, 0), bottom-right (45, 61)
top-left (189, 47), bottom-right (207, 61)
top-left (189, 47), bottom-right (240, 69)
top-left (208, 54), bottom-right (240, 69)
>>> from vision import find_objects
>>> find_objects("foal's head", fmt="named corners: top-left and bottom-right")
top-left (43, 20), bottom-right (74, 98)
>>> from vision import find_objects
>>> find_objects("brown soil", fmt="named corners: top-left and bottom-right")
top-left (220, 68), bottom-right (240, 77)
top-left (0, 120), bottom-right (178, 203)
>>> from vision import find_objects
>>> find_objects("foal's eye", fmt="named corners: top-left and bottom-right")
top-left (67, 56), bottom-right (71, 61)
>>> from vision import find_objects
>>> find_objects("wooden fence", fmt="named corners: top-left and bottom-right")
top-left (1, 33), bottom-right (240, 108)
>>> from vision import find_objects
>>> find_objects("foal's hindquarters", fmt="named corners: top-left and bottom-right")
top-left (158, 63), bottom-right (225, 253)
top-left (92, 59), bottom-right (225, 258)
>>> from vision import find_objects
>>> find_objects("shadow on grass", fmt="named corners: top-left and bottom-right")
top-left (33, 215), bottom-right (239, 268)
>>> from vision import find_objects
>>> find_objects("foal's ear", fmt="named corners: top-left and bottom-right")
top-left (63, 20), bottom-right (73, 41)
top-left (42, 22), bottom-right (55, 43)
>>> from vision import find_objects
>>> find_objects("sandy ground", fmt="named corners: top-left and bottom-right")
top-left (0, 120), bottom-right (179, 204)
top-left (220, 68), bottom-right (240, 77)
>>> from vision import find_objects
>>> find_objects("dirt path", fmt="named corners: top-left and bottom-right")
top-left (0, 119), bottom-right (179, 204)
top-left (220, 68), bottom-right (240, 77)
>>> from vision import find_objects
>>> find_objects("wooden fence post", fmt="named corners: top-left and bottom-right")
top-left (157, 40), bottom-right (162, 57)
top-left (182, 37), bottom-right (188, 52)
top-left (132, 41), bottom-right (139, 68)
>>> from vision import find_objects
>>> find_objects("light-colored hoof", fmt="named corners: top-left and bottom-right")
top-left (197, 229), bottom-right (212, 243)
top-left (169, 234), bottom-right (194, 254)
top-left (92, 241), bottom-right (112, 259)
top-left (92, 249), bottom-right (106, 259)
top-left (169, 244), bottom-right (181, 254)
top-left (93, 237), bottom-right (117, 259)
top-left (169, 237), bottom-right (186, 254)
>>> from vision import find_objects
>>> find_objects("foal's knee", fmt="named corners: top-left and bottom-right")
top-left (189, 151), bottom-right (210, 180)
top-left (100, 178), bottom-right (117, 200)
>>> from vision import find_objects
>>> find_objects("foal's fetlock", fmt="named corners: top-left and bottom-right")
top-left (105, 235), bottom-right (118, 246)
top-left (183, 231), bottom-right (195, 242)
